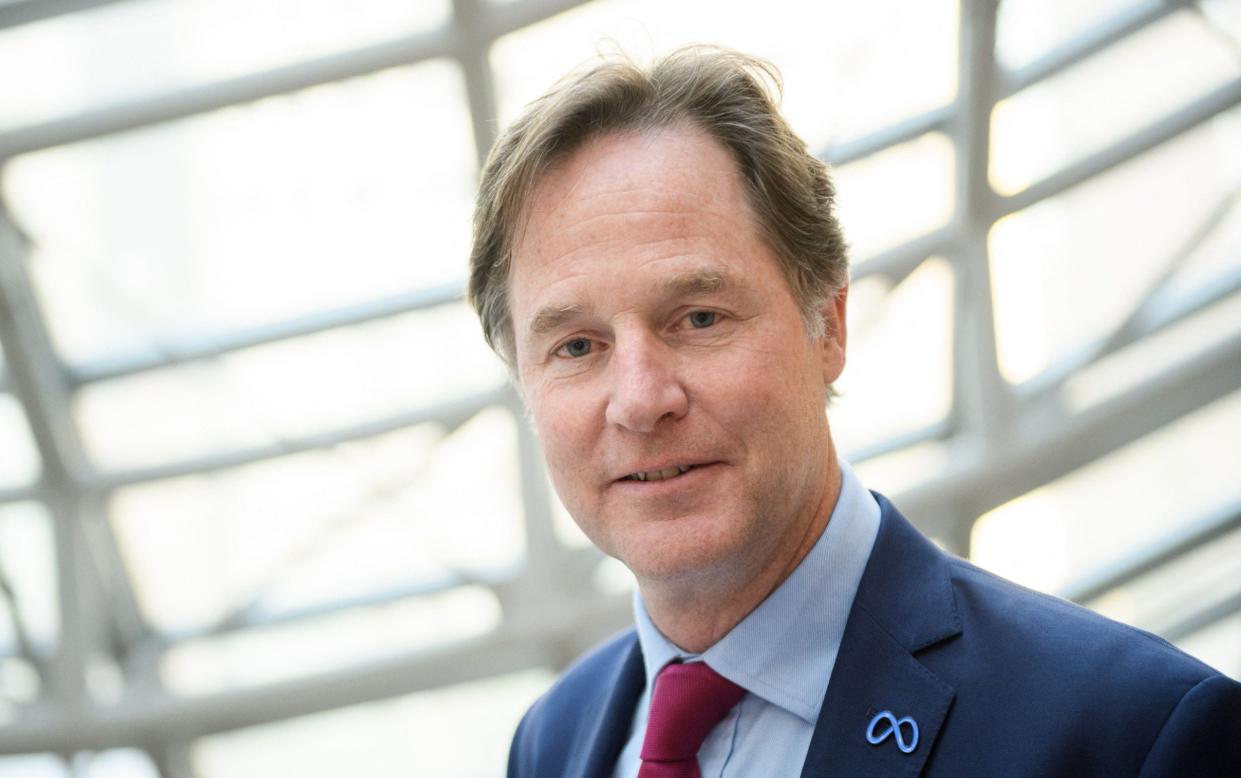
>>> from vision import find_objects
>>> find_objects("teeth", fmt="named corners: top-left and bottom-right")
top-left (629, 465), bottom-right (694, 482)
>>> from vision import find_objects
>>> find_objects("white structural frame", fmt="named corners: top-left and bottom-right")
top-left (0, 0), bottom-right (1238, 772)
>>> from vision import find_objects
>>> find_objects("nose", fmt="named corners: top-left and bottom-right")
top-left (604, 334), bottom-right (688, 433)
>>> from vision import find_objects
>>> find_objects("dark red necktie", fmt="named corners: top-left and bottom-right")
top-left (637, 661), bottom-right (747, 778)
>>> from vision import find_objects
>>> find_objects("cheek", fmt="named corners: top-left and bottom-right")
top-left (711, 337), bottom-right (818, 398)
top-left (531, 394), bottom-right (595, 478)
top-left (702, 342), bottom-right (825, 439)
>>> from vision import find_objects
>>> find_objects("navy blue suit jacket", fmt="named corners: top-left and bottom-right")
top-left (508, 494), bottom-right (1241, 776)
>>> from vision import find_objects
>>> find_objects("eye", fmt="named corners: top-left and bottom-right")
top-left (556, 337), bottom-right (593, 358)
top-left (687, 310), bottom-right (717, 329)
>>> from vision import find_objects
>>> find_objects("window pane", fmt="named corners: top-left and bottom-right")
top-left (991, 10), bottom-right (1239, 195)
top-left (854, 441), bottom-right (952, 498)
top-left (0, 0), bottom-right (450, 132)
top-left (193, 670), bottom-right (553, 778)
top-left (161, 586), bottom-right (502, 694)
top-left (1063, 293), bottom-right (1241, 415)
top-left (989, 110), bottom-right (1241, 384)
top-left (834, 132), bottom-right (955, 261)
top-left (491, 0), bottom-right (957, 152)
top-left (1088, 525), bottom-right (1241, 645)
top-left (80, 749), bottom-right (159, 778)
top-left (7, 60), bottom-right (476, 366)
top-left (834, 258), bottom-right (954, 453)
top-left (972, 388), bottom-right (1241, 594)
top-left (996, 0), bottom-right (1137, 70)
top-left (0, 394), bottom-right (39, 489)
top-left (0, 755), bottom-right (65, 778)
top-left (0, 502), bottom-right (58, 652)
top-left (0, 656), bottom-right (40, 715)
top-left (74, 304), bottom-right (504, 472)
top-left (110, 410), bottom-right (523, 633)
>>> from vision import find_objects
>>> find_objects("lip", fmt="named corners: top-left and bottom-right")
top-left (609, 461), bottom-right (723, 490)
top-left (612, 459), bottom-right (716, 481)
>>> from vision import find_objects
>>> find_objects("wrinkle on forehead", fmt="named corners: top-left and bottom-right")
top-left (514, 125), bottom-right (749, 253)
top-left (522, 192), bottom-right (729, 254)
top-left (519, 206), bottom-right (741, 279)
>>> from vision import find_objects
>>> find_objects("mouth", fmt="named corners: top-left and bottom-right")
top-left (621, 464), bottom-right (699, 482)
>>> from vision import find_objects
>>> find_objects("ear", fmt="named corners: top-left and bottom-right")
top-left (820, 284), bottom-right (848, 384)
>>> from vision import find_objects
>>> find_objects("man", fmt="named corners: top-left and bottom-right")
top-left (468, 46), bottom-right (1241, 777)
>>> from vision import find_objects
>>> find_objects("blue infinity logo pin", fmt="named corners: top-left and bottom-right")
top-left (866, 710), bottom-right (919, 754)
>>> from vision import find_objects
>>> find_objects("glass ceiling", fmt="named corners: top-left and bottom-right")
top-left (0, 0), bottom-right (1238, 775)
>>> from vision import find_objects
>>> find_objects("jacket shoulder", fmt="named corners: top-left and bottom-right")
top-left (865, 496), bottom-right (1239, 775)
top-left (930, 557), bottom-right (1240, 774)
top-left (509, 629), bottom-right (641, 778)
top-left (945, 556), bottom-right (1218, 684)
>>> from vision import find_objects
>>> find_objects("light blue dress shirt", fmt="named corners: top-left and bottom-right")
top-left (611, 461), bottom-right (881, 778)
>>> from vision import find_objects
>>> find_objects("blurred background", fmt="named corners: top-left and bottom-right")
top-left (0, 0), bottom-right (1239, 775)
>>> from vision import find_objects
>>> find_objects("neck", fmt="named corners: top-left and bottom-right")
top-left (638, 452), bottom-right (843, 653)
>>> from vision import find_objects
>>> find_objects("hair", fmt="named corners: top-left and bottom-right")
top-left (467, 44), bottom-right (849, 367)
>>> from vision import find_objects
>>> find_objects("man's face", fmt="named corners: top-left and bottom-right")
top-left (508, 124), bottom-right (846, 588)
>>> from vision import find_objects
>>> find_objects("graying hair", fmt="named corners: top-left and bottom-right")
top-left (468, 45), bottom-right (848, 366)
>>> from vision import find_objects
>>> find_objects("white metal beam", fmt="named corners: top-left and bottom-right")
top-left (0, 0), bottom-right (131, 29)
top-left (899, 330), bottom-right (1241, 540)
top-left (0, 590), bottom-right (631, 753)
top-left (0, 207), bottom-right (92, 705)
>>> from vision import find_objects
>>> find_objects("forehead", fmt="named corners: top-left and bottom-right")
top-left (507, 125), bottom-right (765, 311)
top-left (520, 124), bottom-right (747, 231)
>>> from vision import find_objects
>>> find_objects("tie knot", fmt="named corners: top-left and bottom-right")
top-left (640, 661), bottom-right (746, 766)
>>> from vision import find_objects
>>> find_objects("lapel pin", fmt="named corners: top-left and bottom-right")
top-left (866, 709), bottom-right (919, 754)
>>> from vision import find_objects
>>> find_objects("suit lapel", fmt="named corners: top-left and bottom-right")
top-left (570, 634), bottom-right (646, 778)
top-left (801, 606), bottom-right (955, 776)
top-left (801, 494), bottom-right (961, 777)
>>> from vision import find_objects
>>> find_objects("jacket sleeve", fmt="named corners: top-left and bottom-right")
top-left (1137, 673), bottom-right (1241, 777)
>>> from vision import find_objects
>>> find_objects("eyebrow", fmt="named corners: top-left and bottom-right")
top-left (660, 267), bottom-right (731, 298)
top-left (525, 267), bottom-right (738, 340)
top-left (528, 304), bottom-right (586, 338)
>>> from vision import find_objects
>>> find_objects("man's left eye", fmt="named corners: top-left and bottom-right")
top-left (687, 310), bottom-right (716, 329)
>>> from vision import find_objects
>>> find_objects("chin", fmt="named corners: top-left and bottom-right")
top-left (607, 511), bottom-right (752, 585)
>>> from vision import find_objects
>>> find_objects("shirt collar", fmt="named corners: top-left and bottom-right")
top-left (632, 460), bottom-right (881, 723)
